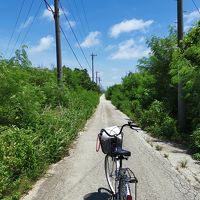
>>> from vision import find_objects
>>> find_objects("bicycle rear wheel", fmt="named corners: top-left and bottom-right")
top-left (119, 177), bottom-right (126, 200)
top-left (105, 154), bottom-right (117, 193)
top-left (119, 175), bottom-right (132, 200)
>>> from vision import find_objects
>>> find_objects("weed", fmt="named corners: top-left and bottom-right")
top-left (164, 153), bottom-right (169, 158)
top-left (179, 159), bottom-right (188, 168)
top-left (155, 145), bottom-right (163, 151)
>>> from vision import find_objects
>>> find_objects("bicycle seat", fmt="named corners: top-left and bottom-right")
top-left (112, 147), bottom-right (131, 157)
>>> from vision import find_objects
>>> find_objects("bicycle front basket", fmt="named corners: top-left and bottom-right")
top-left (100, 126), bottom-right (122, 154)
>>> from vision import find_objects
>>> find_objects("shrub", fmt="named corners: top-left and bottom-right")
top-left (192, 153), bottom-right (200, 161)
top-left (191, 128), bottom-right (200, 152)
top-left (0, 55), bottom-right (100, 199)
top-left (140, 100), bottom-right (178, 139)
top-left (0, 127), bottom-right (43, 199)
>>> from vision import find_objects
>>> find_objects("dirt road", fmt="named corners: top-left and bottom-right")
top-left (22, 95), bottom-right (200, 200)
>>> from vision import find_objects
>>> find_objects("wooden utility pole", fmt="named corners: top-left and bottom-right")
top-left (96, 71), bottom-right (99, 84)
top-left (91, 53), bottom-right (97, 82)
top-left (177, 0), bottom-right (185, 132)
top-left (54, 0), bottom-right (62, 85)
top-left (98, 77), bottom-right (101, 86)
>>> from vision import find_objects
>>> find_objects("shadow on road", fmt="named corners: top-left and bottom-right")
top-left (83, 188), bottom-right (112, 200)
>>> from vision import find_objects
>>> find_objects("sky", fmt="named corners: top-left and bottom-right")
top-left (0, 0), bottom-right (200, 89)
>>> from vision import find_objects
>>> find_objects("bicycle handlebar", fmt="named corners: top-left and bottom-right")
top-left (100, 121), bottom-right (139, 137)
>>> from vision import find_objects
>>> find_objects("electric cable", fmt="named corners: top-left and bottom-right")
top-left (5, 0), bottom-right (26, 56)
top-left (81, 0), bottom-right (98, 56)
top-left (43, 0), bottom-right (85, 69)
top-left (60, 25), bottom-right (84, 69)
top-left (64, 0), bottom-right (86, 43)
top-left (192, 0), bottom-right (200, 15)
top-left (64, 0), bottom-right (97, 58)
top-left (20, 0), bottom-right (43, 47)
top-left (81, 0), bottom-right (90, 33)
top-left (9, 0), bottom-right (36, 58)
top-left (59, 1), bottom-right (92, 70)
top-left (72, 0), bottom-right (88, 36)
top-left (43, 0), bottom-right (54, 13)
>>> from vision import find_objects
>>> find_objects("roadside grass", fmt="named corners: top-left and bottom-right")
top-left (155, 144), bottom-right (163, 151)
top-left (179, 159), bottom-right (188, 168)
top-left (164, 153), bottom-right (169, 159)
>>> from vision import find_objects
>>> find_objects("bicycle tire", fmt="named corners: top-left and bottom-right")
top-left (119, 175), bottom-right (133, 200)
top-left (105, 154), bottom-right (117, 193)
top-left (119, 177), bottom-right (127, 200)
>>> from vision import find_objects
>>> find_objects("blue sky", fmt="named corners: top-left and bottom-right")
top-left (0, 0), bottom-right (200, 88)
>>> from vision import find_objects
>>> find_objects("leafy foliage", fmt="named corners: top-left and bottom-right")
top-left (0, 48), bottom-right (100, 199)
top-left (106, 24), bottom-right (200, 150)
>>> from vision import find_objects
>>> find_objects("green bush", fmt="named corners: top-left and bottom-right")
top-left (0, 52), bottom-right (100, 199)
top-left (137, 100), bottom-right (178, 139)
top-left (0, 127), bottom-right (43, 199)
top-left (191, 128), bottom-right (200, 151)
top-left (192, 153), bottom-right (200, 161)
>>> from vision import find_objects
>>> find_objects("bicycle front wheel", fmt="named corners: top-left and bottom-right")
top-left (105, 154), bottom-right (117, 193)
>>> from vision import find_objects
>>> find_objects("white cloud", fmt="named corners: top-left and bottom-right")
top-left (65, 20), bottom-right (76, 29)
top-left (109, 18), bottom-right (154, 38)
top-left (30, 35), bottom-right (54, 53)
top-left (111, 39), bottom-right (150, 60)
top-left (80, 31), bottom-right (101, 48)
top-left (184, 10), bottom-right (200, 24)
top-left (43, 8), bottom-right (54, 21)
top-left (19, 17), bottom-right (33, 30)
top-left (42, 5), bottom-right (66, 21)
top-left (104, 44), bottom-right (116, 52)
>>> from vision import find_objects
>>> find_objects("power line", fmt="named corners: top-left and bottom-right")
top-left (43, 0), bottom-right (84, 69)
top-left (81, 0), bottom-right (90, 33)
top-left (65, 0), bottom-right (85, 41)
top-left (59, 1), bottom-right (92, 71)
top-left (43, 0), bottom-right (54, 13)
top-left (80, 0), bottom-right (97, 54)
top-left (20, 0), bottom-right (43, 47)
top-left (10, 0), bottom-right (36, 58)
top-left (73, 0), bottom-right (88, 36)
top-left (60, 25), bottom-right (84, 69)
top-left (65, 0), bottom-right (97, 56)
top-left (191, 0), bottom-right (200, 15)
top-left (5, 0), bottom-right (26, 56)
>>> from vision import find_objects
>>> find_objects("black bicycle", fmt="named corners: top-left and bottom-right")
top-left (97, 122), bottom-right (138, 200)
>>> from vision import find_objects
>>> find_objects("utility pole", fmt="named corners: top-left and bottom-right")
top-left (54, 0), bottom-right (62, 85)
top-left (96, 71), bottom-right (99, 84)
top-left (177, 0), bottom-right (185, 132)
top-left (98, 77), bottom-right (101, 87)
top-left (91, 53), bottom-right (97, 82)
top-left (98, 77), bottom-right (102, 91)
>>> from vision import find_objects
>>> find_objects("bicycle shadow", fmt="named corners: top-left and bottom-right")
top-left (83, 187), bottom-right (112, 200)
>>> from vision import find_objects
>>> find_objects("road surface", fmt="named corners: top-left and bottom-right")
top-left (22, 95), bottom-right (200, 200)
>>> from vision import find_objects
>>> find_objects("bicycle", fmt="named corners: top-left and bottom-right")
top-left (96, 122), bottom-right (138, 200)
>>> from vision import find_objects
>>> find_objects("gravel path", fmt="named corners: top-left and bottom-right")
top-left (22, 95), bottom-right (200, 200)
